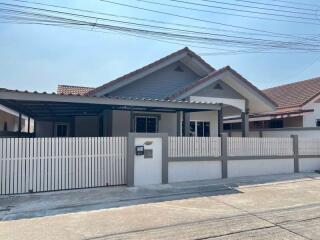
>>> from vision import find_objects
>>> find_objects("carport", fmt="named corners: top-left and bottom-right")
top-left (0, 89), bottom-right (222, 137)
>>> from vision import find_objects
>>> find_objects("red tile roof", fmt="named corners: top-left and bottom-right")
top-left (57, 85), bottom-right (95, 96)
top-left (86, 47), bottom-right (215, 96)
top-left (263, 76), bottom-right (320, 109)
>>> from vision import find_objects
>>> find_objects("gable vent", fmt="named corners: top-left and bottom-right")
top-left (174, 66), bottom-right (184, 72)
top-left (214, 83), bottom-right (223, 90)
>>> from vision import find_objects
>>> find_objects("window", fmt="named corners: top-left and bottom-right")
top-left (3, 122), bottom-right (8, 131)
top-left (269, 119), bottom-right (283, 129)
top-left (135, 116), bottom-right (158, 133)
top-left (316, 119), bottom-right (320, 127)
top-left (55, 123), bottom-right (69, 137)
top-left (190, 121), bottom-right (210, 137)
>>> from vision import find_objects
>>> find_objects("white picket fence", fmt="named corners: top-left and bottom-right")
top-left (227, 137), bottom-right (293, 156)
top-left (168, 137), bottom-right (221, 158)
top-left (299, 138), bottom-right (320, 155)
top-left (0, 137), bottom-right (127, 195)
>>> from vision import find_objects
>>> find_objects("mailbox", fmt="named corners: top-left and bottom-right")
top-left (135, 146), bottom-right (144, 156)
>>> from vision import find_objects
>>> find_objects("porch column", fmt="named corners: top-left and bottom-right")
top-left (218, 107), bottom-right (224, 137)
top-left (27, 117), bottom-right (31, 134)
top-left (130, 108), bottom-right (134, 132)
top-left (241, 111), bottom-right (249, 137)
top-left (18, 113), bottom-right (22, 133)
top-left (182, 111), bottom-right (190, 136)
top-left (176, 111), bottom-right (182, 136)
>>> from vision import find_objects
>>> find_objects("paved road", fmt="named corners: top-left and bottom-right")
top-left (1, 173), bottom-right (320, 239)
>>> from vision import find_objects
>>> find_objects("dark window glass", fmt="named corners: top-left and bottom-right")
top-left (147, 118), bottom-right (157, 133)
top-left (204, 122), bottom-right (210, 137)
top-left (316, 119), bottom-right (320, 127)
top-left (190, 121), bottom-right (196, 136)
top-left (56, 124), bottom-right (68, 137)
top-left (136, 117), bottom-right (146, 133)
top-left (269, 119), bottom-right (283, 128)
top-left (190, 121), bottom-right (210, 137)
top-left (197, 122), bottom-right (204, 137)
top-left (3, 122), bottom-right (8, 131)
top-left (224, 123), bottom-right (231, 130)
top-left (135, 117), bottom-right (158, 133)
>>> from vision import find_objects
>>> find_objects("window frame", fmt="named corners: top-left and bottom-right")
top-left (55, 122), bottom-right (70, 137)
top-left (134, 115), bottom-right (159, 133)
top-left (189, 120), bottom-right (210, 137)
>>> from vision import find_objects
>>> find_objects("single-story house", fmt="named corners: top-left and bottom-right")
top-left (224, 76), bottom-right (320, 130)
top-left (0, 48), bottom-right (276, 138)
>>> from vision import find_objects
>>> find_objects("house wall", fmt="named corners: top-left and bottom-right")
top-left (108, 62), bottom-right (201, 99)
top-left (74, 116), bottom-right (99, 137)
top-left (303, 103), bottom-right (320, 127)
top-left (284, 116), bottom-right (303, 128)
top-left (190, 111), bottom-right (219, 137)
top-left (112, 111), bottom-right (131, 137)
top-left (0, 109), bottom-right (19, 131)
top-left (36, 121), bottom-right (53, 137)
top-left (112, 110), bottom-right (178, 137)
top-left (189, 80), bottom-right (246, 114)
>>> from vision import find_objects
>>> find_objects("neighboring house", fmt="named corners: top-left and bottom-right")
top-left (0, 48), bottom-right (276, 138)
top-left (224, 76), bottom-right (320, 130)
top-left (0, 104), bottom-right (33, 135)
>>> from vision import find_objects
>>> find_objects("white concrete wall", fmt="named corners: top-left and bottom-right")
top-left (168, 161), bottom-right (221, 183)
top-left (74, 116), bottom-right (99, 137)
top-left (228, 159), bottom-right (294, 178)
top-left (303, 103), bottom-right (320, 127)
top-left (190, 111), bottom-right (218, 137)
top-left (229, 129), bottom-right (320, 138)
top-left (134, 137), bottom-right (162, 186)
top-left (299, 158), bottom-right (320, 172)
top-left (262, 130), bottom-right (320, 138)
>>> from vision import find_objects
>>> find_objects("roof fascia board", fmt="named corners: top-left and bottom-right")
top-left (0, 91), bottom-right (221, 111)
top-left (94, 52), bottom-right (189, 97)
top-left (225, 71), bottom-right (277, 110)
top-left (180, 55), bottom-right (213, 76)
top-left (175, 71), bottom-right (228, 100)
top-left (174, 69), bottom-right (276, 111)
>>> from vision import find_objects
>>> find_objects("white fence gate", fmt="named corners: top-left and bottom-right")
top-left (0, 137), bottom-right (127, 195)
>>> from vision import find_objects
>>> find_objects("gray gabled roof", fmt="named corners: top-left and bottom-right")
top-left (87, 47), bottom-right (215, 97)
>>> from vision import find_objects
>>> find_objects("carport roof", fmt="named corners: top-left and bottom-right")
top-left (0, 88), bottom-right (221, 120)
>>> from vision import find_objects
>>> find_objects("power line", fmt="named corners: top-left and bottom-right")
top-left (269, 0), bottom-right (320, 8)
top-left (233, 0), bottom-right (318, 12)
top-left (3, 2), bottom-right (311, 46)
top-left (166, 0), bottom-right (317, 16)
top-left (12, 0), bottom-right (308, 39)
top-left (99, 0), bottom-right (320, 41)
top-left (2, 1), bottom-right (320, 54)
top-left (131, 0), bottom-right (320, 24)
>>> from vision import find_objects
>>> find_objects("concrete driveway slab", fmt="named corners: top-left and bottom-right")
top-left (0, 173), bottom-right (320, 240)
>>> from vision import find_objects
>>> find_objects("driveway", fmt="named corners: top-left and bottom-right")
top-left (1, 173), bottom-right (320, 239)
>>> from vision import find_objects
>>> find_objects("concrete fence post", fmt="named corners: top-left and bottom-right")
top-left (291, 135), bottom-right (299, 173)
top-left (221, 133), bottom-right (228, 178)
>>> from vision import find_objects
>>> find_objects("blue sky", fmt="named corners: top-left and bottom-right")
top-left (1, 0), bottom-right (320, 92)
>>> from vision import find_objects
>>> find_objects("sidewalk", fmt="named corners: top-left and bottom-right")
top-left (1, 173), bottom-right (318, 221)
